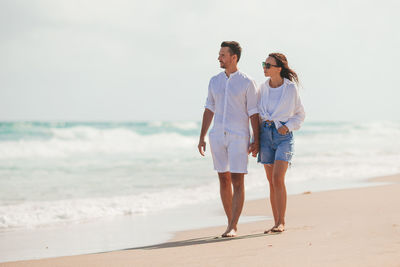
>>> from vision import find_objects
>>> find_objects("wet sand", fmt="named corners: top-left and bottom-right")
top-left (2, 174), bottom-right (400, 267)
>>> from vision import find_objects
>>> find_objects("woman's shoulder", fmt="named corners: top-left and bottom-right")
top-left (259, 78), bottom-right (270, 90)
top-left (284, 78), bottom-right (298, 92)
top-left (284, 78), bottom-right (296, 86)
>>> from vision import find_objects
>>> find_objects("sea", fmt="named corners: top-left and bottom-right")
top-left (0, 121), bottom-right (399, 262)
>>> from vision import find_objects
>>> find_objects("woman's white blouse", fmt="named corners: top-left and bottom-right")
top-left (258, 78), bottom-right (305, 131)
top-left (266, 83), bottom-right (284, 115)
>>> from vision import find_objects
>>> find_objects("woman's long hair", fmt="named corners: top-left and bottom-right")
top-left (269, 53), bottom-right (299, 85)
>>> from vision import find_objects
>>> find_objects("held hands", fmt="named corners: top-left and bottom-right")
top-left (248, 142), bottom-right (259, 157)
top-left (278, 125), bottom-right (289, 135)
top-left (198, 139), bottom-right (206, 156)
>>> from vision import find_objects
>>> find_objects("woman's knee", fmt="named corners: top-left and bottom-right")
top-left (272, 175), bottom-right (285, 189)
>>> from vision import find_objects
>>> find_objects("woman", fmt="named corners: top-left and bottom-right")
top-left (258, 53), bottom-right (305, 233)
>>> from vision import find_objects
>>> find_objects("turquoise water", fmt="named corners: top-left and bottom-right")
top-left (0, 121), bottom-right (399, 230)
top-left (0, 121), bottom-right (200, 141)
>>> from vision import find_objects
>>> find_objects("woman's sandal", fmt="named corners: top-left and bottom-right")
top-left (271, 225), bottom-right (285, 232)
top-left (264, 226), bottom-right (276, 234)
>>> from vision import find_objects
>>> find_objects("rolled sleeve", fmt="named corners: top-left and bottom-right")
top-left (246, 80), bottom-right (259, 117)
top-left (285, 89), bottom-right (305, 131)
top-left (204, 80), bottom-right (215, 113)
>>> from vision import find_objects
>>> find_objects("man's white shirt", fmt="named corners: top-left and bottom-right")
top-left (205, 70), bottom-right (258, 138)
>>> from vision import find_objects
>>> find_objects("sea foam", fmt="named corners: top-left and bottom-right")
top-left (0, 121), bottom-right (399, 230)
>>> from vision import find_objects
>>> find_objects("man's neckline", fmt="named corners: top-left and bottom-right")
top-left (224, 70), bottom-right (239, 78)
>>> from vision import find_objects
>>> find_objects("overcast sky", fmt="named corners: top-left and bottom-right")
top-left (1, 0), bottom-right (399, 122)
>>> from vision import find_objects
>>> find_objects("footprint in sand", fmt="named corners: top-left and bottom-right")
top-left (292, 225), bottom-right (314, 231)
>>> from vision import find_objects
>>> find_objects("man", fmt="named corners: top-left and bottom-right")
top-left (198, 41), bottom-right (259, 237)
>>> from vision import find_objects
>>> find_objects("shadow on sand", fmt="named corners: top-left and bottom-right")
top-left (119, 232), bottom-right (280, 251)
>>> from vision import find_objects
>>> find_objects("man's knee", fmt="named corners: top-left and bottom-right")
top-left (231, 173), bottom-right (244, 189)
top-left (218, 172), bottom-right (231, 186)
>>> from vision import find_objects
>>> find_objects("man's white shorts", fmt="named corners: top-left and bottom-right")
top-left (208, 131), bottom-right (250, 174)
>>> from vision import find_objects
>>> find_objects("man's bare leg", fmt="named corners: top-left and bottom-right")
top-left (222, 173), bottom-right (244, 237)
top-left (263, 164), bottom-right (278, 233)
top-left (218, 172), bottom-right (233, 229)
top-left (271, 160), bottom-right (289, 232)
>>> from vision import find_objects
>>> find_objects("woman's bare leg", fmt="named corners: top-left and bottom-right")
top-left (271, 160), bottom-right (289, 232)
top-left (263, 164), bottom-right (278, 233)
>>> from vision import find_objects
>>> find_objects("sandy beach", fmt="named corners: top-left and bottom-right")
top-left (2, 174), bottom-right (400, 267)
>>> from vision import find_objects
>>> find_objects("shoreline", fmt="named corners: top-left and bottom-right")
top-left (0, 171), bottom-right (389, 263)
top-left (0, 197), bottom-right (269, 263)
top-left (2, 173), bottom-right (400, 266)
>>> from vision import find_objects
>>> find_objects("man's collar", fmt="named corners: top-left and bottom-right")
top-left (224, 69), bottom-right (239, 78)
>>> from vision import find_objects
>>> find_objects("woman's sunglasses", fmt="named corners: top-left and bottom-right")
top-left (262, 62), bottom-right (279, 69)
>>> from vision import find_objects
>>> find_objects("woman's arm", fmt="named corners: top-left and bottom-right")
top-left (285, 87), bottom-right (305, 131)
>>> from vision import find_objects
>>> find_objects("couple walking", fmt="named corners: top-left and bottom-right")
top-left (198, 41), bottom-right (305, 237)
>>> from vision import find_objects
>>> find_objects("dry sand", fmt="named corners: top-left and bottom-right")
top-left (2, 174), bottom-right (400, 267)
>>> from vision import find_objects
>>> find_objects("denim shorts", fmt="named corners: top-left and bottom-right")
top-left (257, 121), bottom-right (294, 165)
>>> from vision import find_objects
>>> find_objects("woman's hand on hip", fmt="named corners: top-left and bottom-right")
top-left (278, 125), bottom-right (289, 135)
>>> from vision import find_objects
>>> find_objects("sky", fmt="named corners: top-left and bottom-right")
top-left (1, 0), bottom-right (399, 122)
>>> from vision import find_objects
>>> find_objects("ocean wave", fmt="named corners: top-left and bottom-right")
top-left (0, 182), bottom-right (220, 230)
top-left (298, 121), bottom-right (400, 136)
top-left (1, 121), bottom-right (400, 230)
top-left (0, 127), bottom-right (198, 159)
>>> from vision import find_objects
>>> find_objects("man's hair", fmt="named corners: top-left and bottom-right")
top-left (221, 41), bottom-right (242, 63)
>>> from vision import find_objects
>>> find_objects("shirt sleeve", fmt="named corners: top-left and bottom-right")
top-left (257, 83), bottom-right (267, 121)
top-left (285, 86), bottom-right (305, 131)
top-left (246, 80), bottom-right (259, 117)
top-left (204, 79), bottom-right (215, 113)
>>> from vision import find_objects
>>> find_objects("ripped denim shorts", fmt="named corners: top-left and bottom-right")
top-left (257, 121), bottom-right (294, 165)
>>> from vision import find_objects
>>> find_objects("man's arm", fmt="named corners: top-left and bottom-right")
top-left (245, 79), bottom-right (260, 157)
top-left (249, 113), bottom-right (260, 157)
top-left (198, 108), bottom-right (214, 156)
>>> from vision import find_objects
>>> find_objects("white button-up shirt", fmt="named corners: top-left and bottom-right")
top-left (258, 78), bottom-right (305, 131)
top-left (204, 70), bottom-right (259, 138)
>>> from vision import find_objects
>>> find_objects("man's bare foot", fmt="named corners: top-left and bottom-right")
top-left (271, 224), bottom-right (285, 232)
top-left (221, 228), bottom-right (237, 237)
